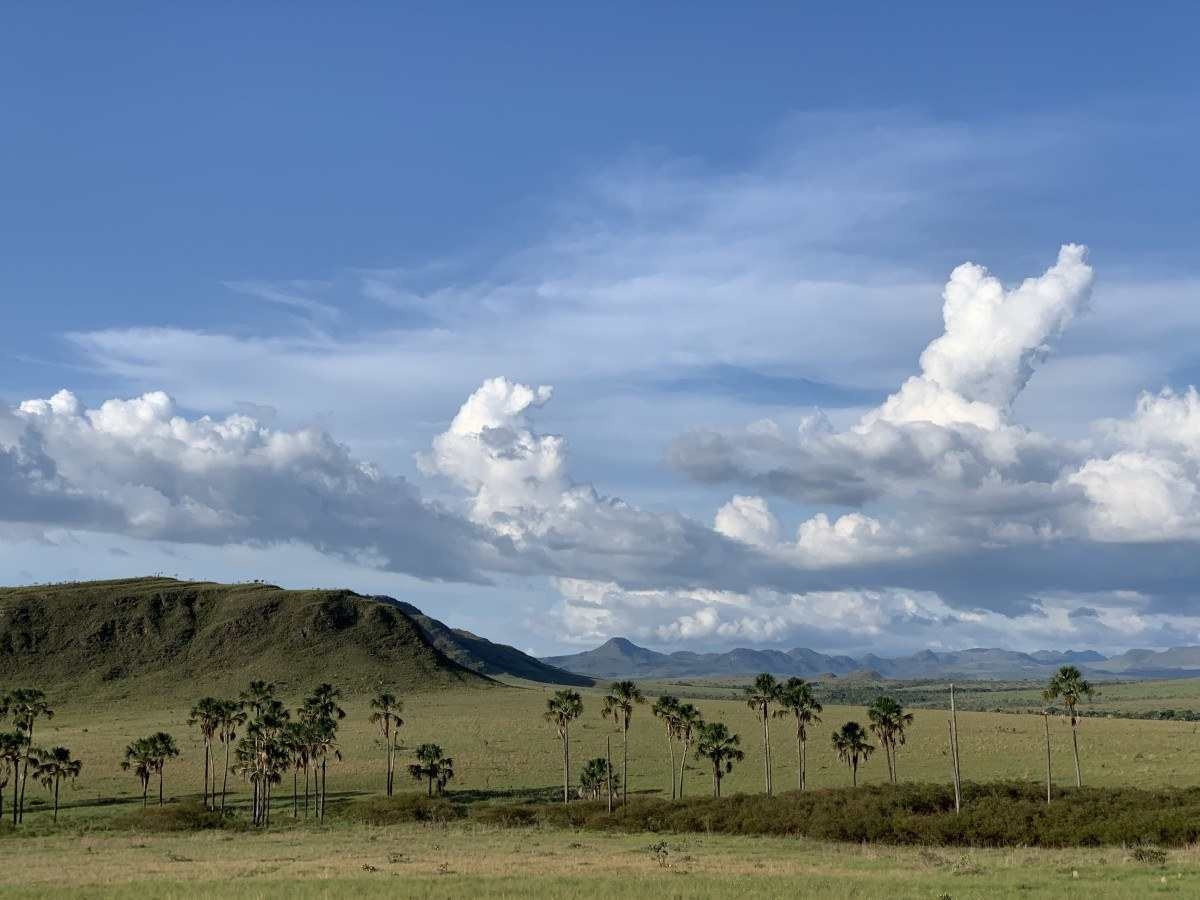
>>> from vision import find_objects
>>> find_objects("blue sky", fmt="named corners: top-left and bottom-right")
top-left (3, 4), bottom-right (1200, 655)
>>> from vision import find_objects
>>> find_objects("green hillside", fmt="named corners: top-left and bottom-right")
top-left (390, 599), bottom-right (593, 686)
top-left (0, 577), bottom-right (491, 699)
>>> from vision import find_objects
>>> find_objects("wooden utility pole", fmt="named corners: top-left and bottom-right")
top-left (1043, 708), bottom-right (1052, 804)
top-left (949, 683), bottom-right (962, 813)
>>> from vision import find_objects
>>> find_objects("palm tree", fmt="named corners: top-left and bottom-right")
top-left (601, 680), bottom-right (644, 805)
top-left (0, 731), bottom-right (22, 824)
top-left (34, 746), bottom-right (82, 822)
top-left (149, 732), bottom-right (180, 805)
top-left (831, 721), bottom-right (874, 787)
top-left (302, 684), bottom-right (345, 821)
top-left (867, 696), bottom-right (914, 783)
top-left (673, 704), bottom-right (703, 799)
top-left (121, 737), bottom-right (157, 807)
top-left (694, 721), bottom-right (744, 797)
top-left (1045, 665), bottom-right (1094, 787)
top-left (215, 700), bottom-right (247, 815)
top-left (544, 689), bottom-right (583, 803)
top-left (774, 677), bottom-right (822, 791)
top-left (651, 695), bottom-right (681, 799)
top-left (579, 757), bottom-right (620, 801)
top-left (3, 688), bottom-right (53, 823)
top-left (743, 673), bottom-right (781, 794)
top-left (369, 692), bottom-right (404, 797)
top-left (408, 743), bottom-right (454, 796)
top-left (188, 697), bottom-right (224, 809)
top-left (281, 721), bottom-right (309, 818)
top-left (239, 680), bottom-right (278, 718)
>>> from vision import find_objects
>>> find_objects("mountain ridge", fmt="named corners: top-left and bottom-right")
top-left (542, 637), bottom-right (1200, 680)
top-left (0, 577), bottom-right (587, 697)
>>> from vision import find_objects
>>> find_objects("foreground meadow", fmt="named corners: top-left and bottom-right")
top-left (4, 819), bottom-right (1199, 898)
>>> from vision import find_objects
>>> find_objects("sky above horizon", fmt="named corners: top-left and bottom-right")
top-left (4, 4), bottom-right (1200, 656)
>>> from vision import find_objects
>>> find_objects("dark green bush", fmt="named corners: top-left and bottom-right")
top-left (111, 802), bottom-right (230, 832)
top-left (467, 782), bottom-right (1200, 848)
top-left (336, 793), bottom-right (463, 825)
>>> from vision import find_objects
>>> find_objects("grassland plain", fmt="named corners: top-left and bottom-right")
top-left (10, 681), bottom-right (1200, 897)
top-left (19, 680), bottom-right (1200, 818)
top-left (5, 820), bottom-right (1200, 898)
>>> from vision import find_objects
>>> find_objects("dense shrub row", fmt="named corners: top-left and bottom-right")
top-left (468, 782), bottom-right (1200, 848)
top-left (335, 793), bottom-right (463, 825)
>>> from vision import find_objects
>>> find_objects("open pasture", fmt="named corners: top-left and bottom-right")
top-left (20, 679), bottom-right (1200, 821)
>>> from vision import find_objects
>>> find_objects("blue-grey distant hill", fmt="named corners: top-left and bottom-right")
top-left (542, 638), bottom-right (1200, 681)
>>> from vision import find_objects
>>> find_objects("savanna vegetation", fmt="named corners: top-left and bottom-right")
top-left (7, 651), bottom-right (1200, 896)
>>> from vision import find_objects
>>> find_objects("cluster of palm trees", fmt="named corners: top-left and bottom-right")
top-left (174, 681), bottom-right (347, 826)
top-left (120, 733), bottom-right (180, 808)
top-left (548, 674), bottom-right (919, 800)
top-left (1, 688), bottom-right (81, 824)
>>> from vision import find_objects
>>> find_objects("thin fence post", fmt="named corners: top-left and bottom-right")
top-left (949, 683), bottom-right (962, 814)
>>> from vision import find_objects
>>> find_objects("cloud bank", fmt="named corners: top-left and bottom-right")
top-left (6, 243), bottom-right (1200, 654)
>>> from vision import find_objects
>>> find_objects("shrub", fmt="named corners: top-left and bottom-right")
top-left (336, 793), bottom-right (462, 826)
top-left (466, 782), bottom-right (1200, 848)
top-left (111, 802), bottom-right (230, 832)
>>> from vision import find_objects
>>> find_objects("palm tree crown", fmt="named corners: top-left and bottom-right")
top-left (1045, 665), bottom-right (1095, 787)
top-left (831, 721), bottom-right (875, 787)
top-left (694, 721), bottom-right (744, 797)
top-left (602, 680), bottom-right (644, 805)
top-left (773, 677), bottom-right (822, 791)
top-left (743, 673), bottom-right (781, 794)
top-left (866, 696), bottom-right (913, 783)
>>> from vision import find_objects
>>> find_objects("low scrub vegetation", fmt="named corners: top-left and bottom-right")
top-left (335, 793), bottom-right (463, 825)
top-left (110, 802), bottom-right (231, 832)
top-left (471, 782), bottom-right (1200, 847)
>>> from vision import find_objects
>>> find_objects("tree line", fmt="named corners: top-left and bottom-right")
top-left (0, 664), bottom-right (1095, 825)
top-left (546, 665), bottom-right (1096, 804)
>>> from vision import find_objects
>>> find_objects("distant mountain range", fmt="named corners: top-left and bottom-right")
top-left (543, 637), bottom-right (1200, 681)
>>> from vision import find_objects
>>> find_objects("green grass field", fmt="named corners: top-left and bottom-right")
top-left (5, 821), bottom-right (1199, 898)
top-left (25, 679), bottom-right (1200, 815)
top-left (10, 678), bottom-right (1200, 896)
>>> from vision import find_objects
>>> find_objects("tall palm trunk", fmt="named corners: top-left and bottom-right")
top-left (851, 758), bottom-right (858, 787)
top-left (304, 762), bottom-right (310, 818)
top-left (712, 764), bottom-right (721, 798)
top-left (760, 708), bottom-right (772, 795)
top-left (667, 729), bottom-right (676, 800)
top-left (1043, 711), bottom-right (1052, 803)
top-left (53, 778), bottom-right (60, 822)
top-left (202, 739), bottom-right (210, 809)
top-left (797, 728), bottom-right (806, 791)
top-left (292, 769), bottom-right (298, 817)
top-left (17, 721), bottom-right (32, 823)
top-left (142, 776), bottom-right (149, 808)
top-left (561, 725), bottom-right (570, 803)
top-left (221, 741), bottom-right (231, 815)
top-left (681, 744), bottom-right (691, 801)
top-left (385, 726), bottom-right (394, 797)
top-left (622, 720), bottom-right (629, 805)
top-left (1069, 712), bottom-right (1082, 787)
top-left (158, 767), bottom-right (164, 805)
top-left (320, 758), bottom-right (327, 822)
